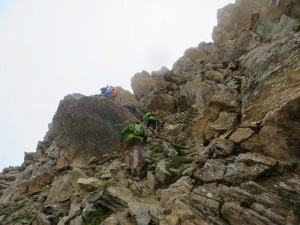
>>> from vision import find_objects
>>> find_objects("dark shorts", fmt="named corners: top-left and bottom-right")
top-left (146, 120), bottom-right (157, 130)
top-left (125, 137), bottom-right (143, 152)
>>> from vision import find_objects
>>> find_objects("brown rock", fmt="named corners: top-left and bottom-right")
top-left (50, 94), bottom-right (137, 167)
top-left (131, 70), bottom-right (156, 100)
top-left (222, 202), bottom-right (276, 225)
top-left (229, 128), bottom-right (255, 143)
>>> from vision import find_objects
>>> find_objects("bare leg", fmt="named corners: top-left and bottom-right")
top-left (124, 150), bottom-right (131, 169)
top-left (132, 149), bottom-right (139, 170)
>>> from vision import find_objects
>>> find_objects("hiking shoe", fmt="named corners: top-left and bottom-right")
top-left (131, 169), bottom-right (138, 176)
top-left (126, 168), bottom-right (131, 175)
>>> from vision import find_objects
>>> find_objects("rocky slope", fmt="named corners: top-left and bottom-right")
top-left (1, 0), bottom-right (300, 224)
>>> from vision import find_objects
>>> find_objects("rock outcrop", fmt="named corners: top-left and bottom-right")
top-left (49, 94), bottom-right (137, 167)
top-left (131, 70), bottom-right (156, 100)
top-left (114, 86), bottom-right (137, 105)
top-left (1, 0), bottom-right (300, 224)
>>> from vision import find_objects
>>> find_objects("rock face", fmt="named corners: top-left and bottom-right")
top-left (210, 0), bottom-right (300, 62)
top-left (131, 70), bottom-right (156, 100)
top-left (1, 0), bottom-right (300, 225)
top-left (114, 86), bottom-right (137, 105)
top-left (48, 94), bottom-right (137, 167)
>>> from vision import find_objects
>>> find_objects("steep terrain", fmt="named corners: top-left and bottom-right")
top-left (1, 0), bottom-right (300, 224)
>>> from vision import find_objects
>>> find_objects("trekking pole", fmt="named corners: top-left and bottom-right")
top-left (114, 119), bottom-right (129, 127)
top-left (145, 126), bottom-right (157, 137)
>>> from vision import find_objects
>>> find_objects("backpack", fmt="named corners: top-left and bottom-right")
top-left (129, 122), bottom-right (145, 136)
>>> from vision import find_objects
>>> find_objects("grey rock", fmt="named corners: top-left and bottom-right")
top-left (128, 202), bottom-right (152, 225)
top-left (155, 161), bottom-right (172, 187)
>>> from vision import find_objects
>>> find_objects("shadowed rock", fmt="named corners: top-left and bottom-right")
top-left (49, 94), bottom-right (137, 167)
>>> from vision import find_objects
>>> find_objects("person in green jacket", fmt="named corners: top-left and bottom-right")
top-left (119, 121), bottom-right (148, 176)
top-left (142, 110), bottom-right (159, 136)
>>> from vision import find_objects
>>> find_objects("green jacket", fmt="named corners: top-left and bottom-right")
top-left (120, 122), bottom-right (147, 143)
top-left (142, 112), bottom-right (159, 122)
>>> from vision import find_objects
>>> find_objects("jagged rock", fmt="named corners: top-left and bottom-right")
top-left (159, 177), bottom-right (221, 225)
top-left (146, 171), bottom-right (157, 192)
top-left (63, 201), bottom-right (82, 223)
top-left (155, 161), bottom-right (172, 187)
top-left (77, 177), bottom-right (103, 191)
top-left (81, 203), bottom-right (96, 220)
top-left (210, 87), bottom-right (240, 112)
top-left (222, 201), bottom-right (277, 225)
top-left (239, 32), bottom-right (300, 161)
top-left (211, 0), bottom-right (300, 62)
top-left (152, 68), bottom-right (187, 92)
top-left (57, 217), bottom-right (68, 225)
top-left (199, 141), bottom-right (234, 160)
top-left (162, 141), bottom-right (178, 157)
top-left (32, 213), bottom-right (52, 225)
top-left (99, 186), bottom-right (133, 211)
top-left (251, 202), bottom-right (288, 225)
top-left (253, 193), bottom-right (296, 224)
top-left (82, 192), bottom-right (101, 204)
top-left (160, 123), bottom-right (186, 143)
top-left (240, 181), bottom-right (268, 195)
top-left (207, 111), bottom-right (240, 133)
top-left (184, 42), bottom-right (213, 63)
top-left (158, 176), bottom-right (193, 207)
top-left (0, 181), bottom-right (11, 190)
top-left (236, 152), bottom-right (278, 167)
top-left (229, 127), bottom-right (255, 143)
top-left (24, 152), bottom-right (36, 161)
top-left (128, 202), bottom-right (152, 225)
top-left (131, 70), bottom-right (156, 100)
top-left (101, 173), bottom-right (112, 180)
top-left (194, 159), bottom-right (227, 183)
top-left (0, 160), bottom-right (56, 204)
top-left (204, 70), bottom-right (225, 83)
top-left (277, 181), bottom-right (300, 205)
top-left (101, 216), bottom-right (120, 225)
top-left (160, 199), bottom-right (199, 225)
top-left (224, 161), bottom-right (271, 184)
top-left (44, 142), bottom-right (60, 160)
top-left (56, 158), bottom-right (71, 171)
top-left (2, 166), bottom-right (21, 173)
top-left (69, 216), bottom-right (84, 225)
top-left (0, 171), bottom-right (19, 185)
top-left (172, 56), bottom-right (202, 80)
top-left (179, 76), bottom-right (204, 109)
top-left (106, 160), bottom-right (122, 173)
top-left (114, 86), bottom-right (137, 105)
top-left (288, 179), bottom-right (300, 191)
top-left (45, 168), bottom-right (88, 204)
top-left (142, 92), bottom-right (176, 112)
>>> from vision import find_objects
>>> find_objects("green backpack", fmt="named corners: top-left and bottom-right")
top-left (129, 122), bottom-right (145, 136)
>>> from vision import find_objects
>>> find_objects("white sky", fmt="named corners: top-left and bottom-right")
top-left (0, 0), bottom-right (235, 170)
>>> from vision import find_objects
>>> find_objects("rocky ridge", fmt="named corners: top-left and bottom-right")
top-left (1, 0), bottom-right (300, 224)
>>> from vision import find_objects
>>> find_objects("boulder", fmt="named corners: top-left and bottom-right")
top-left (131, 70), bottom-right (156, 100)
top-left (49, 94), bottom-right (137, 167)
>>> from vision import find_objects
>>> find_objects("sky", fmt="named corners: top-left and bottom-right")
top-left (0, 0), bottom-right (235, 171)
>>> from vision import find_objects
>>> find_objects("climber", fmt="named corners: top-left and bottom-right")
top-left (100, 85), bottom-right (108, 95)
top-left (104, 86), bottom-right (113, 98)
top-left (111, 88), bottom-right (118, 101)
top-left (119, 121), bottom-right (148, 177)
top-left (140, 92), bottom-right (146, 99)
top-left (142, 110), bottom-right (159, 136)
